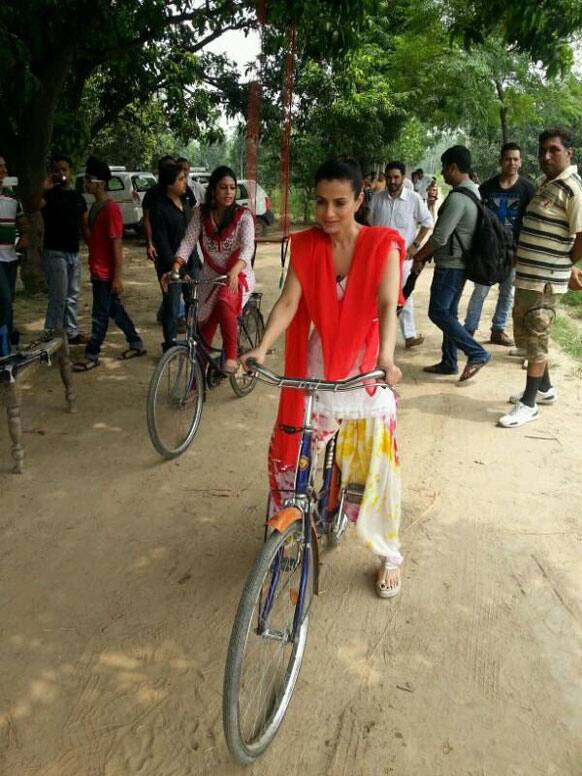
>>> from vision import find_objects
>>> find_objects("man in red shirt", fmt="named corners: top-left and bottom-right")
top-left (74, 157), bottom-right (145, 371)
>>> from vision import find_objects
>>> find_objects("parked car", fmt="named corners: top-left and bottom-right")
top-left (76, 168), bottom-right (156, 232)
top-left (236, 179), bottom-right (275, 236)
top-left (190, 167), bottom-right (210, 187)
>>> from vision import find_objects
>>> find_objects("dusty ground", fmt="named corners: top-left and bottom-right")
top-left (1, 239), bottom-right (581, 776)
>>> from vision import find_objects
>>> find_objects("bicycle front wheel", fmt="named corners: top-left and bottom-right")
top-left (146, 346), bottom-right (204, 459)
top-left (223, 520), bottom-right (314, 764)
top-left (230, 304), bottom-right (265, 397)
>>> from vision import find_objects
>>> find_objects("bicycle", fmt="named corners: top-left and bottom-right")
top-left (146, 276), bottom-right (265, 459)
top-left (222, 359), bottom-right (391, 764)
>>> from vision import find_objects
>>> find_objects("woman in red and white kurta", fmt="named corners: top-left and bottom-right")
top-left (242, 158), bottom-right (406, 599)
top-left (172, 166), bottom-right (255, 373)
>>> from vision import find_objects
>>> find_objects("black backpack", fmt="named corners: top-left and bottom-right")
top-left (450, 188), bottom-right (514, 286)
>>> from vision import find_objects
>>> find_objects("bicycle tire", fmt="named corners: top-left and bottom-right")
top-left (223, 520), bottom-right (314, 764)
top-left (230, 305), bottom-right (265, 398)
top-left (146, 345), bottom-right (204, 459)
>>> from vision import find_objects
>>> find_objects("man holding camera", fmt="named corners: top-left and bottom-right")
top-left (41, 155), bottom-right (89, 343)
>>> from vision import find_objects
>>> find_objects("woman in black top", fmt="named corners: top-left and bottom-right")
top-left (150, 161), bottom-right (199, 351)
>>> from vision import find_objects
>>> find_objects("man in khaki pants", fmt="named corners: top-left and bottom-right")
top-left (499, 127), bottom-right (582, 428)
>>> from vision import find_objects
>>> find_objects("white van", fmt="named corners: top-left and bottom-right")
top-left (76, 169), bottom-right (156, 232)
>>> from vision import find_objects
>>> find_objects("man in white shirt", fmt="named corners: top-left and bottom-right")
top-left (369, 161), bottom-right (433, 347)
top-left (413, 168), bottom-right (432, 200)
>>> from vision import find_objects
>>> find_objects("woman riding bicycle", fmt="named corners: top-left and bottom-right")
top-left (170, 165), bottom-right (256, 374)
top-left (243, 157), bottom-right (405, 598)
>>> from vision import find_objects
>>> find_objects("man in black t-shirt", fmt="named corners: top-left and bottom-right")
top-left (464, 142), bottom-right (535, 346)
top-left (41, 155), bottom-right (89, 343)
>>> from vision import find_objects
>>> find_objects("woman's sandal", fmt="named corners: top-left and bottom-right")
top-left (72, 359), bottom-right (99, 373)
top-left (118, 347), bottom-right (147, 361)
top-left (376, 561), bottom-right (401, 599)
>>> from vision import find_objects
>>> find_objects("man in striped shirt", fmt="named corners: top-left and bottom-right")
top-left (0, 154), bottom-right (27, 356)
top-left (499, 127), bottom-right (582, 428)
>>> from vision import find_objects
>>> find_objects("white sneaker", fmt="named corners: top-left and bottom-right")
top-left (508, 347), bottom-right (526, 357)
top-left (508, 387), bottom-right (557, 405)
top-left (498, 401), bottom-right (539, 428)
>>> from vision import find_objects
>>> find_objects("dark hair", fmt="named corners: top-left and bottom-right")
top-left (441, 145), bottom-right (472, 174)
top-left (158, 160), bottom-right (182, 188)
top-left (176, 157), bottom-right (190, 167)
top-left (85, 156), bottom-right (111, 182)
top-left (51, 154), bottom-right (73, 167)
top-left (157, 155), bottom-right (175, 174)
top-left (538, 127), bottom-right (574, 150)
top-left (204, 165), bottom-right (239, 234)
top-left (500, 142), bottom-right (521, 158)
top-left (416, 168), bottom-right (424, 176)
top-left (314, 157), bottom-right (363, 196)
top-left (385, 160), bottom-right (406, 176)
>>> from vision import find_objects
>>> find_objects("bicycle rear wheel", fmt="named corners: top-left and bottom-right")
top-left (223, 520), bottom-right (314, 764)
top-left (230, 304), bottom-right (265, 397)
top-left (146, 345), bottom-right (204, 459)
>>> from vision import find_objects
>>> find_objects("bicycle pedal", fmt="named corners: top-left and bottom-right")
top-left (343, 484), bottom-right (364, 504)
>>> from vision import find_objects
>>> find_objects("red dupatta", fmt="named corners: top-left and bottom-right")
top-left (271, 225), bottom-right (405, 468)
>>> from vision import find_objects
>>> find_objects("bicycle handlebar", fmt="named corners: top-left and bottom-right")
top-left (0, 349), bottom-right (51, 383)
top-left (244, 358), bottom-right (394, 393)
top-left (169, 273), bottom-right (228, 286)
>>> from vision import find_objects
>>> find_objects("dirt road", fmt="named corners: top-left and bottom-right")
top-left (1, 241), bottom-right (581, 776)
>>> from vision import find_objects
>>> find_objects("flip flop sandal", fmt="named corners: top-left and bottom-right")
top-left (376, 561), bottom-right (401, 599)
top-left (72, 359), bottom-right (99, 373)
top-left (458, 356), bottom-right (491, 383)
top-left (118, 347), bottom-right (147, 361)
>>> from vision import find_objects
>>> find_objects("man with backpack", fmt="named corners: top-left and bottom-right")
top-left (412, 145), bottom-right (491, 382)
top-left (464, 143), bottom-right (535, 346)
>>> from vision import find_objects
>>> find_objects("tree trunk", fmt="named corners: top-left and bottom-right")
top-left (494, 79), bottom-right (509, 145)
top-left (14, 52), bottom-right (74, 292)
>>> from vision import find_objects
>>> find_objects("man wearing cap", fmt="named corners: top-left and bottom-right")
top-left (73, 157), bottom-right (145, 371)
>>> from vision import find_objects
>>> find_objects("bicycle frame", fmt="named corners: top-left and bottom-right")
top-left (252, 363), bottom-right (390, 643)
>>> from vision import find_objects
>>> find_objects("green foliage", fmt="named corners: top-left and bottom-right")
top-left (448, 0), bottom-right (582, 76)
top-left (553, 314), bottom-right (582, 363)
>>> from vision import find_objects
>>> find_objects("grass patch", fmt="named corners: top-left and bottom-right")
top-left (553, 313), bottom-right (582, 362)
top-left (560, 289), bottom-right (582, 318)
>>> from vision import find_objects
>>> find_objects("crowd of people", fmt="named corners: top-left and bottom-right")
top-left (1, 126), bottom-right (581, 596)
top-left (363, 129), bottom-right (581, 430)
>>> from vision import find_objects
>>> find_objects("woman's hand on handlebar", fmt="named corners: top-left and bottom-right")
top-left (161, 262), bottom-right (181, 292)
top-left (240, 347), bottom-right (266, 373)
top-left (377, 357), bottom-right (402, 386)
top-left (226, 269), bottom-right (239, 293)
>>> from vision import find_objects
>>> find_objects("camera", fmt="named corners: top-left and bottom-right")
top-left (51, 174), bottom-right (67, 187)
